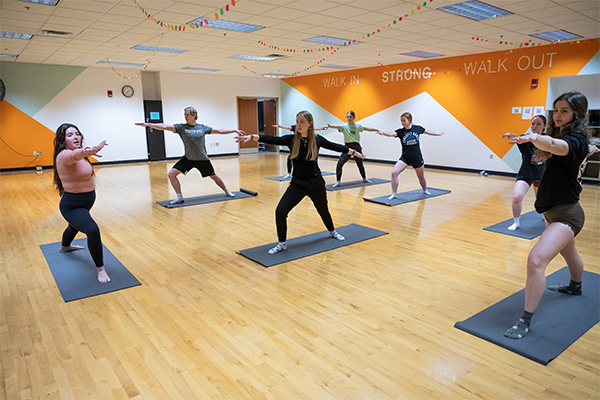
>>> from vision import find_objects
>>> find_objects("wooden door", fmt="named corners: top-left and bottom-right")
top-left (262, 99), bottom-right (277, 152)
top-left (237, 98), bottom-right (258, 151)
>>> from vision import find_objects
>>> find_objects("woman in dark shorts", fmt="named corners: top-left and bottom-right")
top-left (501, 92), bottom-right (592, 339)
top-left (502, 114), bottom-right (547, 231)
top-left (376, 112), bottom-right (445, 199)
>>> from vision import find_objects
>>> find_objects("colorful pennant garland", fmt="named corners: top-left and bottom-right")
top-left (242, 57), bottom-right (328, 78)
top-left (256, 0), bottom-right (435, 53)
top-left (107, 33), bottom-right (165, 79)
top-left (130, 0), bottom-right (238, 31)
top-left (245, 0), bottom-right (435, 78)
top-left (471, 37), bottom-right (543, 47)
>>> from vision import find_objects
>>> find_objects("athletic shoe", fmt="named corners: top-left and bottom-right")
top-left (268, 242), bottom-right (287, 254)
top-left (330, 230), bottom-right (345, 241)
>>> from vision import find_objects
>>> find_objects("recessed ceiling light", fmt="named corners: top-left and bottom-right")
top-left (319, 64), bottom-right (355, 69)
top-left (182, 67), bottom-right (221, 72)
top-left (530, 30), bottom-right (581, 42)
top-left (230, 55), bottom-right (276, 62)
top-left (131, 45), bottom-right (188, 53)
top-left (0, 31), bottom-right (33, 40)
top-left (438, 1), bottom-right (511, 20)
top-left (304, 36), bottom-right (359, 46)
top-left (188, 18), bottom-right (263, 33)
top-left (97, 61), bottom-right (145, 67)
top-left (400, 51), bottom-right (444, 58)
top-left (18, 0), bottom-right (60, 5)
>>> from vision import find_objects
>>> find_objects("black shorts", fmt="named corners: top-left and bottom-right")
top-left (544, 202), bottom-right (585, 237)
top-left (399, 154), bottom-right (424, 168)
top-left (172, 156), bottom-right (215, 177)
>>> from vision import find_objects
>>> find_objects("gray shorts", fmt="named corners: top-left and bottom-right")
top-left (544, 202), bottom-right (585, 237)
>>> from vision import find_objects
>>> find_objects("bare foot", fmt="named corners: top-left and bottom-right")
top-left (97, 267), bottom-right (111, 283)
top-left (60, 245), bottom-right (85, 253)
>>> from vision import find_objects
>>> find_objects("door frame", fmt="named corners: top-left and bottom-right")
top-left (236, 96), bottom-right (279, 154)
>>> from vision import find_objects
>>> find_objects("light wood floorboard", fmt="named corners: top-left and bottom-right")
top-left (1, 153), bottom-right (599, 399)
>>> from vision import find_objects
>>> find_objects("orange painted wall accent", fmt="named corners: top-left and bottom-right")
top-left (0, 101), bottom-right (97, 169)
top-left (0, 101), bottom-right (55, 169)
top-left (284, 40), bottom-right (599, 158)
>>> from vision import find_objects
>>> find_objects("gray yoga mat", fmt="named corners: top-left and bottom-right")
top-left (237, 223), bottom-right (388, 267)
top-left (267, 171), bottom-right (334, 181)
top-left (454, 267), bottom-right (600, 365)
top-left (156, 188), bottom-right (258, 208)
top-left (483, 210), bottom-right (545, 239)
top-left (40, 238), bottom-right (141, 302)
top-left (363, 188), bottom-right (451, 205)
top-left (325, 177), bottom-right (390, 191)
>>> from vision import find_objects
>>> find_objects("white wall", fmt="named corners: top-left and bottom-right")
top-left (34, 67), bottom-right (148, 162)
top-left (159, 72), bottom-right (280, 158)
top-left (547, 74), bottom-right (600, 110)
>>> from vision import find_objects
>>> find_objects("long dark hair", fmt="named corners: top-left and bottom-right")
top-left (537, 91), bottom-right (589, 160)
top-left (53, 123), bottom-right (91, 196)
top-left (290, 110), bottom-right (318, 161)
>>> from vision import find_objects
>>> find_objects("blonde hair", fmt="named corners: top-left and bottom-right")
top-left (400, 112), bottom-right (412, 123)
top-left (290, 110), bottom-right (318, 161)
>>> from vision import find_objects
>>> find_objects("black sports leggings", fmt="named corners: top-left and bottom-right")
top-left (275, 176), bottom-right (335, 242)
top-left (59, 191), bottom-right (103, 268)
top-left (336, 142), bottom-right (365, 181)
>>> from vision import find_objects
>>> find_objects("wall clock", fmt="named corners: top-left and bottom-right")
top-left (121, 84), bottom-right (134, 98)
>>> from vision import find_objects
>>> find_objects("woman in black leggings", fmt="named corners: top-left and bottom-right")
top-left (53, 123), bottom-right (110, 283)
top-left (239, 111), bottom-right (365, 254)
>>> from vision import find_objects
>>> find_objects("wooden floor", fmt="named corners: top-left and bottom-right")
top-left (1, 152), bottom-right (599, 400)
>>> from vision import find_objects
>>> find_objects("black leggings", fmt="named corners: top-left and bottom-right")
top-left (336, 142), bottom-right (365, 181)
top-left (59, 191), bottom-right (103, 268)
top-left (275, 176), bottom-right (335, 242)
top-left (287, 155), bottom-right (293, 174)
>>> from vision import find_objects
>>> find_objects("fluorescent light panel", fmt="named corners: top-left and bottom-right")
top-left (319, 64), bottom-right (355, 69)
top-left (304, 36), bottom-right (358, 46)
top-left (230, 55), bottom-right (275, 61)
top-left (530, 30), bottom-right (581, 42)
top-left (400, 51), bottom-right (444, 58)
top-left (438, 0), bottom-right (511, 20)
top-left (188, 18), bottom-right (263, 33)
top-left (0, 31), bottom-right (33, 39)
top-left (97, 61), bottom-right (145, 66)
top-left (182, 67), bottom-right (221, 72)
top-left (131, 45), bottom-right (188, 53)
top-left (18, 0), bottom-right (60, 5)
top-left (0, 53), bottom-right (19, 58)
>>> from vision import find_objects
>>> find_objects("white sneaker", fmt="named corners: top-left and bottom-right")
top-left (330, 230), bottom-right (345, 241)
top-left (332, 182), bottom-right (341, 187)
top-left (268, 242), bottom-right (287, 254)
top-left (169, 197), bottom-right (184, 204)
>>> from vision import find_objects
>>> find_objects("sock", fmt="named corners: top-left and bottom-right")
top-left (176, 193), bottom-right (183, 200)
top-left (508, 217), bottom-right (520, 231)
top-left (548, 279), bottom-right (582, 295)
top-left (504, 310), bottom-right (533, 339)
top-left (225, 189), bottom-right (235, 197)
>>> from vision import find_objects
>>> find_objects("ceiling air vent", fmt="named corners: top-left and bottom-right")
top-left (266, 54), bottom-right (286, 58)
top-left (38, 29), bottom-right (73, 38)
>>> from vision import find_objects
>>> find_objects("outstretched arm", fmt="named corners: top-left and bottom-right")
top-left (376, 131), bottom-right (397, 137)
top-left (424, 129), bottom-right (445, 136)
top-left (58, 141), bottom-right (108, 165)
top-left (135, 122), bottom-right (176, 132)
top-left (327, 123), bottom-right (342, 130)
top-left (588, 144), bottom-right (599, 156)
top-left (501, 132), bottom-right (569, 156)
top-left (362, 126), bottom-right (380, 132)
top-left (211, 128), bottom-right (246, 135)
top-left (273, 124), bottom-right (293, 131)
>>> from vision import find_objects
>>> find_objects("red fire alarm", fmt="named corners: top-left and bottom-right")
top-left (107, 90), bottom-right (113, 98)
top-left (531, 79), bottom-right (539, 88)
